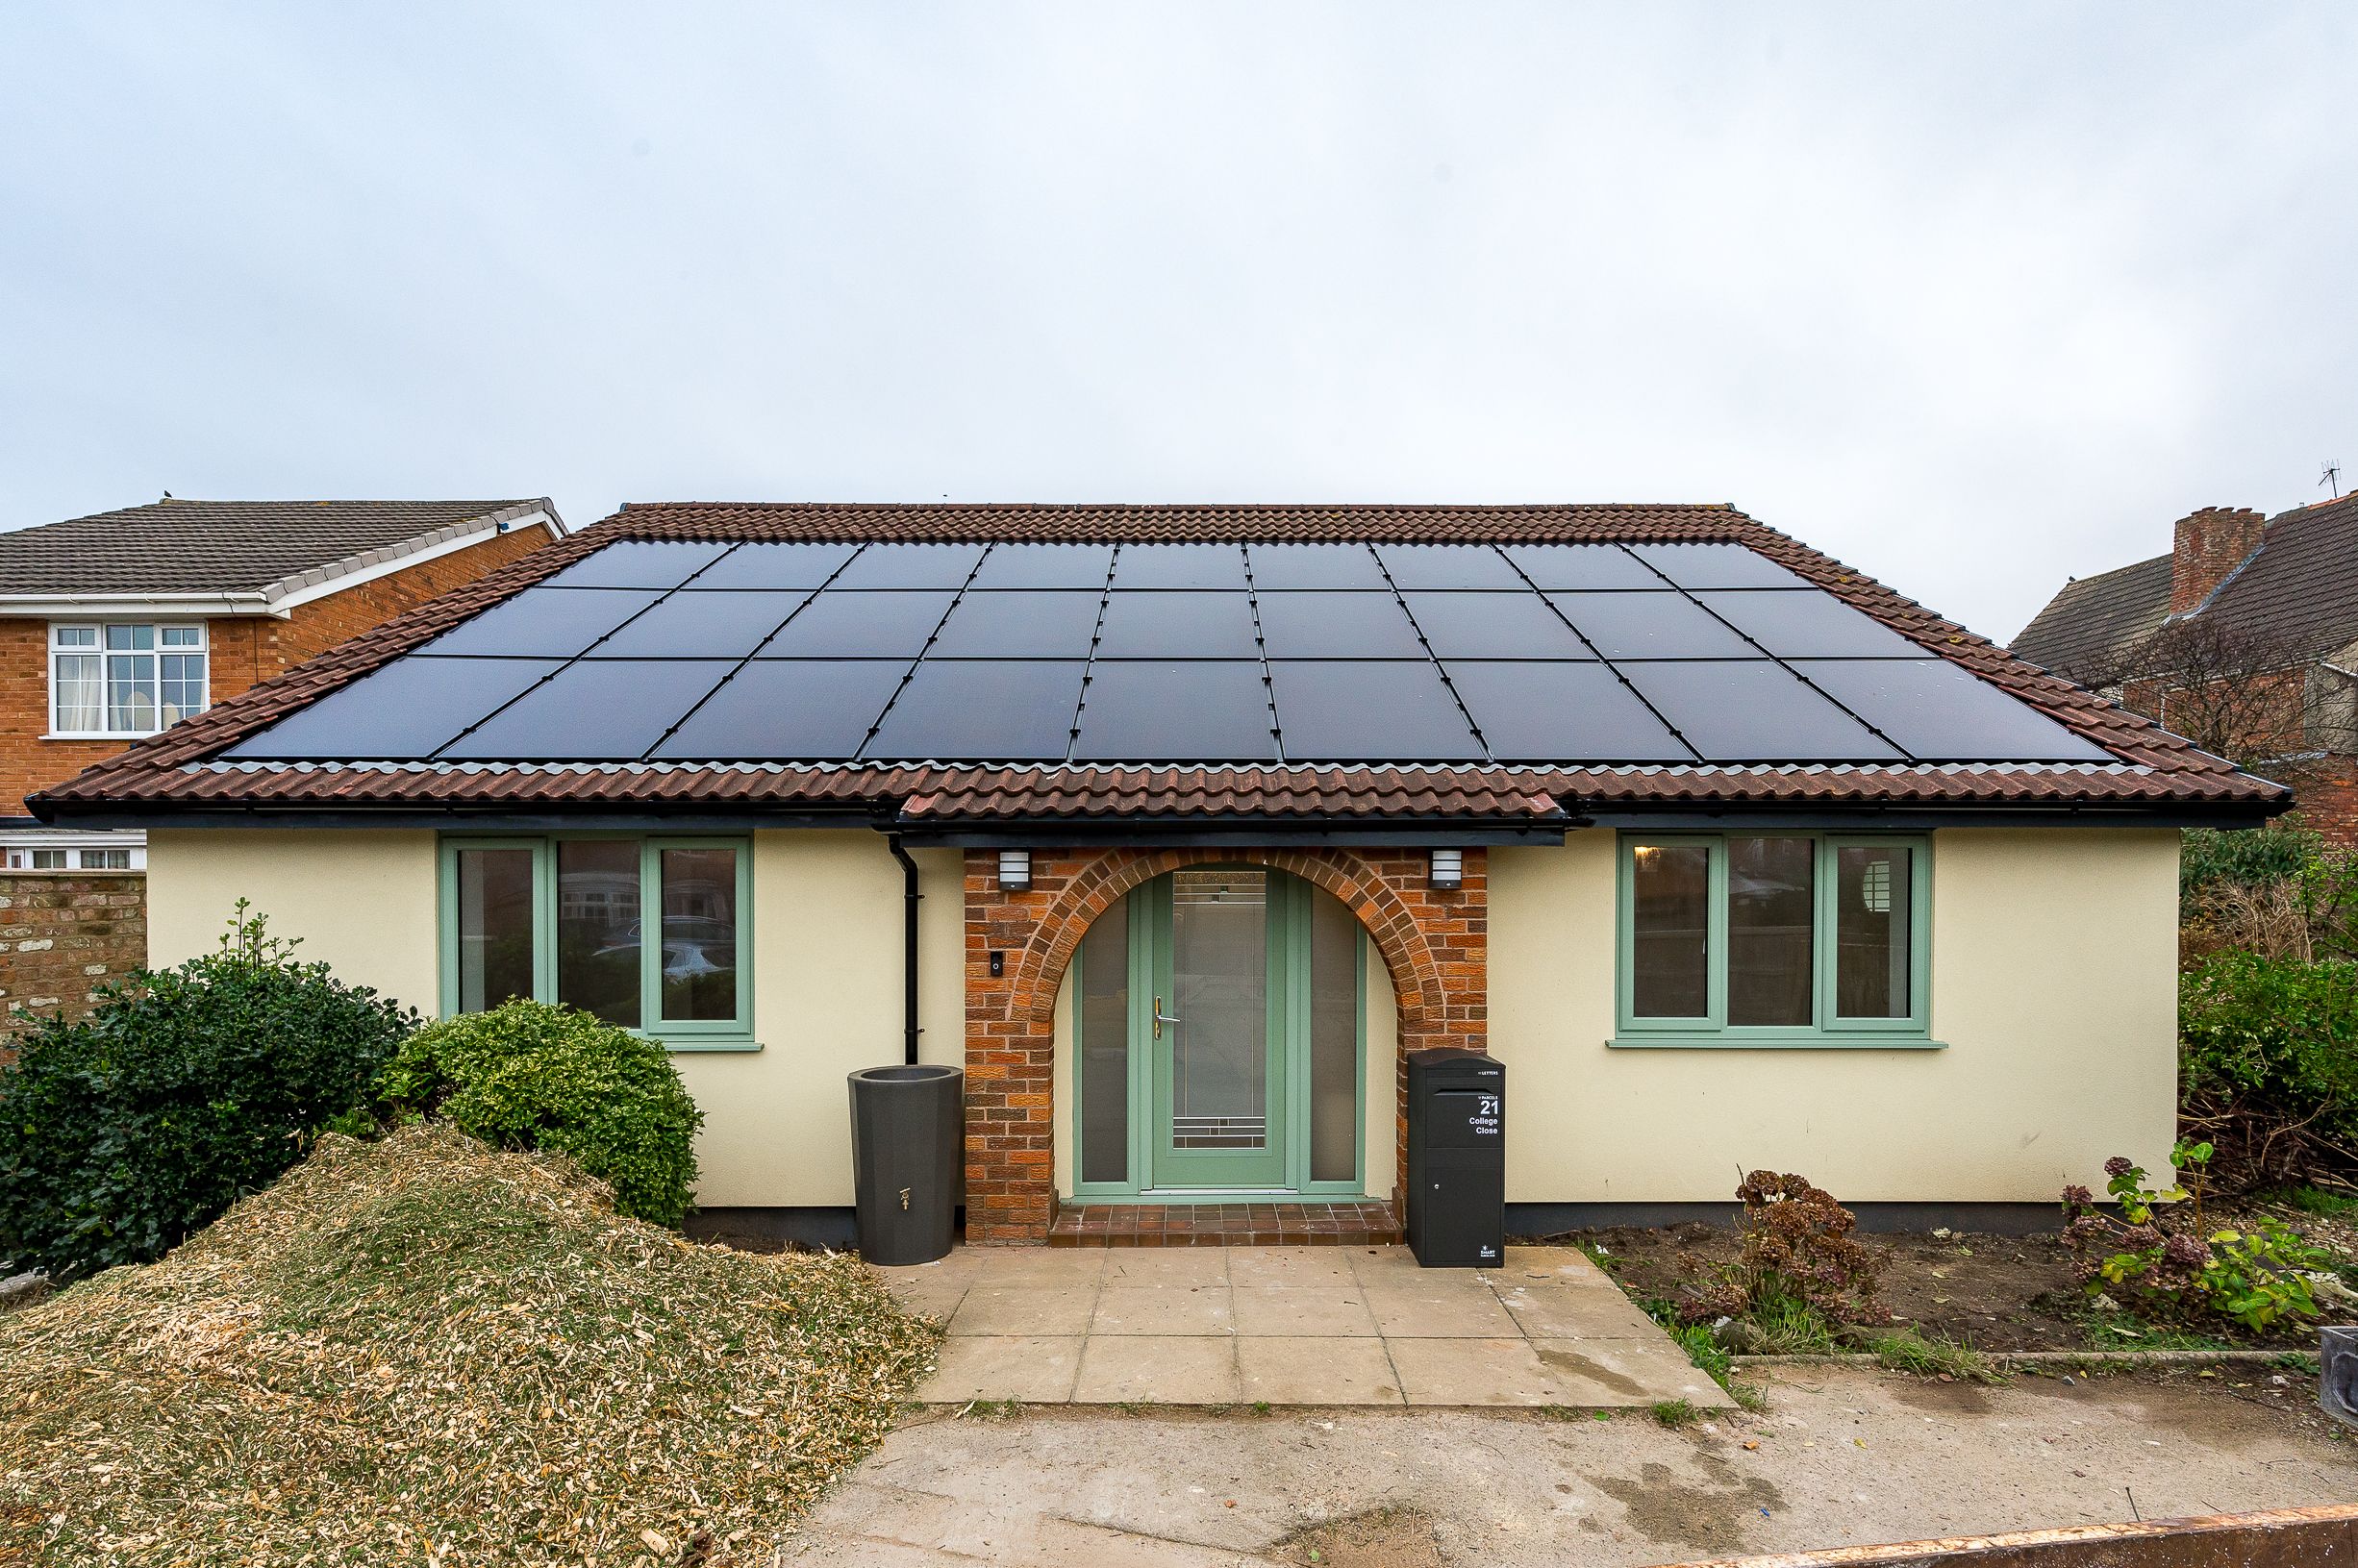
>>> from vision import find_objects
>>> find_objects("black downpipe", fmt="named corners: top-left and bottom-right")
top-left (887, 834), bottom-right (921, 1065)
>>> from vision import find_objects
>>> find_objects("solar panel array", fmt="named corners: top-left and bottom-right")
top-left (225, 540), bottom-right (2113, 766)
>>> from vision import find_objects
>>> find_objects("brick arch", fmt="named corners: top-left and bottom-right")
top-left (1010, 848), bottom-right (1448, 1039)
top-left (963, 845), bottom-right (1487, 1242)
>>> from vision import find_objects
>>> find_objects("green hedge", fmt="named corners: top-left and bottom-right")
top-left (0, 908), bottom-right (417, 1281)
top-left (2180, 951), bottom-right (2358, 1186)
top-left (377, 1000), bottom-right (704, 1226)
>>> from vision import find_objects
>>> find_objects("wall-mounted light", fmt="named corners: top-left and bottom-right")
top-left (998, 849), bottom-right (1032, 891)
top-left (1430, 848), bottom-right (1464, 891)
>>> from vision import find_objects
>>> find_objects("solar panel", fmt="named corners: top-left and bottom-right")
top-left (1111, 543), bottom-right (1249, 589)
top-left (1093, 591), bottom-right (1259, 659)
top-left (651, 660), bottom-right (908, 760)
top-left (1073, 661), bottom-right (1278, 760)
top-left (224, 656), bottom-right (563, 759)
top-left (1546, 591), bottom-right (1757, 659)
top-left (752, 590), bottom-right (956, 658)
top-left (1617, 660), bottom-right (1903, 761)
top-left (1252, 591), bottom-right (1426, 658)
top-left (1693, 590), bottom-right (1923, 658)
top-left (1496, 544), bottom-right (1668, 591)
top-left (1626, 542), bottom-right (1809, 589)
top-left (1371, 544), bottom-right (1524, 590)
top-left (828, 542), bottom-right (987, 589)
top-left (1268, 660), bottom-right (1485, 760)
top-left (863, 660), bottom-right (1083, 759)
top-left (539, 540), bottom-right (735, 589)
top-left (1244, 543), bottom-right (1391, 590)
top-left (1443, 661), bottom-right (1694, 762)
top-left (423, 587), bottom-right (661, 658)
top-left (678, 541), bottom-right (858, 591)
top-left (1403, 592), bottom-right (1594, 659)
top-left (595, 589), bottom-right (802, 659)
top-left (439, 660), bottom-right (734, 759)
top-left (931, 590), bottom-right (1106, 659)
top-left (1793, 660), bottom-right (2113, 761)
top-left (966, 542), bottom-right (1114, 589)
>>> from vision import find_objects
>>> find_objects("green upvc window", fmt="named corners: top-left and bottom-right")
top-left (1614, 832), bottom-right (1936, 1049)
top-left (439, 835), bottom-right (757, 1050)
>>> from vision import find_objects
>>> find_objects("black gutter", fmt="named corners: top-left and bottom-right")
top-left (885, 832), bottom-right (922, 1066)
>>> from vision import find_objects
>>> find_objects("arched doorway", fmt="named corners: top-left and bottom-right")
top-left (1070, 865), bottom-right (1367, 1198)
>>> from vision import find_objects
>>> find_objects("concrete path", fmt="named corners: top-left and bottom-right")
top-left (793, 1364), bottom-right (2358, 1567)
top-left (874, 1243), bottom-right (1726, 1409)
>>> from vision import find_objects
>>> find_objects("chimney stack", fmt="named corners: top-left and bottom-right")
top-left (2169, 506), bottom-right (2267, 615)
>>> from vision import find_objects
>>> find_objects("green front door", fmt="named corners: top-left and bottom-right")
top-left (1070, 866), bottom-right (1367, 1199)
top-left (1145, 867), bottom-right (1288, 1189)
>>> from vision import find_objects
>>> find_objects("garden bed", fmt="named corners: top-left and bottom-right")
top-left (0, 1121), bottom-right (939, 1567)
top-left (1563, 1202), bottom-right (2356, 1355)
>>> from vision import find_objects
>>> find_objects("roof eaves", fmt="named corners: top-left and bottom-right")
top-left (252, 499), bottom-right (562, 605)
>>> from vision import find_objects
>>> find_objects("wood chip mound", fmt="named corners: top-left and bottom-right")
top-left (0, 1120), bottom-right (939, 1565)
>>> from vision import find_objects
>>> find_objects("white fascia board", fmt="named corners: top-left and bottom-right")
top-left (2, 593), bottom-right (275, 618)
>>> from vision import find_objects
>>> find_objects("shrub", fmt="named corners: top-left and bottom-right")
top-left (2181, 825), bottom-right (2358, 965)
top-left (2060, 1141), bottom-right (2329, 1334)
top-left (1686, 1170), bottom-right (1882, 1327)
top-left (0, 905), bottom-right (417, 1281)
top-left (377, 1000), bottom-right (703, 1226)
top-left (2179, 952), bottom-right (2358, 1187)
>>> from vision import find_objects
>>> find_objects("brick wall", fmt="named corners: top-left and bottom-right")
top-left (962, 845), bottom-right (1486, 1242)
top-left (0, 522), bottom-right (553, 816)
top-left (0, 871), bottom-right (146, 1056)
top-left (2296, 757), bottom-right (2358, 849)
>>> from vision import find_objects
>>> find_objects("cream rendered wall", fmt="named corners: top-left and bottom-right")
top-left (1050, 930), bottom-right (1394, 1200)
top-left (672, 835), bottom-right (964, 1208)
top-left (144, 827), bottom-right (960, 1210)
top-left (146, 829), bottom-right (439, 1011)
top-left (1488, 826), bottom-right (2180, 1205)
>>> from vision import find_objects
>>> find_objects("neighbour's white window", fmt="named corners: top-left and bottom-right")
top-left (50, 622), bottom-right (209, 736)
top-left (80, 848), bottom-right (132, 869)
top-left (20, 850), bottom-right (67, 869)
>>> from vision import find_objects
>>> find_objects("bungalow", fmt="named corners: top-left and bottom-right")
top-left (32, 504), bottom-right (2286, 1244)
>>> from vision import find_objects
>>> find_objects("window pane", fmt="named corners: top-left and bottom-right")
top-left (1631, 843), bottom-right (1710, 1017)
top-left (557, 840), bottom-right (641, 1028)
top-left (1169, 869), bottom-right (1267, 1150)
top-left (160, 626), bottom-right (203, 648)
top-left (54, 626), bottom-right (97, 648)
top-left (28, 850), bottom-right (65, 869)
top-left (1836, 846), bottom-right (1914, 1019)
top-left (1727, 836), bottom-right (1815, 1027)
top-left (1308, 885), bottom-right (1360, 1183)
top-left (1079, 897), bottom-right (1131, 1185)
top-left (80, 849), bottom-right (131, 869)
top-left (659, 847), bottom-right (739, 1022)
top-left (53, 652), bottom-right (101, 731)
top-left (455, 847), bottom-right (537, 1012)
top-left (160, 651), bottom-right (207, 724)
top-left (105, 624), bottom-right (153, 652)
top-left (106, 652), bottom-right (157, 732)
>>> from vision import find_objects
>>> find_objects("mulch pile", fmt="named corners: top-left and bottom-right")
top-left (0, 1121), bottom-right (938, 1565)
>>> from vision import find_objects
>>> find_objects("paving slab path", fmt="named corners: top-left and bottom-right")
top-left (793, 1364), bottom-right (2358, 1568)
top-left (876, 1243), bottom-right (1722, 1409)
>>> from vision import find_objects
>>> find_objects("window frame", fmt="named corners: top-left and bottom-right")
top-left (48, 620), bottom-right (210, 738)
top-left (437, 834), bottom-right (757, 1050)
top-left (1612, 830), bottom-right (1937, 1050)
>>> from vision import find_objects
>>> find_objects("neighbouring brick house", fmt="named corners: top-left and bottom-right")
top-left (38, 504), bottom-right (2282, 1246)
top-left (2013, 493), bottom-right (2358, 844)
top-left (0, 497), bottom-right (564, 1040)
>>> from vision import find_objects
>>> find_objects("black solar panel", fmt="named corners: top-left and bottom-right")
top-left (440, 660), bottom-right (734, 759)
top-left (1073, 661), bottom-right (1278, 760)
top-left (235, 533), bottom-right (2116, 769)
top-left (424, 587), bottom-right (661, 658)
top-left (225, 657), bottom-right (563, 759)
top-left (540, 540), bottom-right (735, 589)
top-left (1792, 660), bottom-right (2113, 761)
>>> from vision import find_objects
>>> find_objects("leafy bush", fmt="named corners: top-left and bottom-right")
top-left (2181, 825), bottom-right (2358, 965)
top-left (1685, 1170), bottom-right (1883, 1327)
top-left (0, 905), bottom-right (416, 1281)
top-left (2179, 952), bottom-right (2358, 1186)
top-left (2060, 1140), bottom-right (2329, 1333)
top-left (377, 1000), bottom-right (703, 1226)
top-left (2182, 824), bottom-right (2322, 895)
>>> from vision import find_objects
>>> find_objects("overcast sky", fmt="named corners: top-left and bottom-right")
top-left (2, 5), bottom-right (2351, 639)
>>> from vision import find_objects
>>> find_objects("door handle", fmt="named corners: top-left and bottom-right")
top-left (1153, 995), bottom-right (1181, 1039)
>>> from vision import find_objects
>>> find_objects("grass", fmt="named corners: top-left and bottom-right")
top-left (1650, 1398), bottom-right (1701, 1427)
top-left (2271, 1184), bottom-right (2358, 1217)
top-left (1869, 1327), bottom-right (2009, 1383)
top-left (2081, 1310), bottom-right (2240, 1353)
top-left (0, 1121), bottom-right (939, 1566)
top-left (1642, 1298), bottom-right (1768, 1411)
